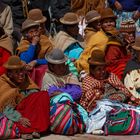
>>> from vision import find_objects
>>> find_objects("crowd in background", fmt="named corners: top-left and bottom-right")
top-left (0, 0), bottom-right (140, 139)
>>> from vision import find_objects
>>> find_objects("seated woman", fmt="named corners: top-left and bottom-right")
top-left (16, 19), bottom-right (53, 87)
top-left (41, 48), bottom-right (81, 101)
top-left (123, 35), bottom-right (140, 106)
top-left (53, 12), bottom-right (84, 61)
top-left (0, 56), bottom-right (50, 139)
top-left (80, 49), bottom-right (132, 113)
top-left (100, 8), bottom-right (131, 80)
top-left (0, 25), bottom-right (13, 75)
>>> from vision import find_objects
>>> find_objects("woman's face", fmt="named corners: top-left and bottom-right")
top-left (26, 26), bottom-right (40, 40)
top-left (90, 65), bottom-right (108, 80)
top-left (49, 63), bottom-right (69, 76)
top-left (90, 20), bottom-right (101, 31)
top-left (8, 68), bottom-right (26, 84)
top-left (101, 18), bottom-right (116, 32)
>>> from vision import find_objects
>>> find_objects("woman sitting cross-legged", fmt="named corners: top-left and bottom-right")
top-left (80, 49), bottom-right (133, 113)
top-left (0, 56), bottom-right (50, 139)
top-left (41, 48), bottom-right (82, 101)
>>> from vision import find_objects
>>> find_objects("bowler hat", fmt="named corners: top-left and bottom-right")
top-left (60, 12), bottom-right (79, 25)
top-left (85, 10), bottom-right (101, 24)
top-left (21, 19), bottom-right (40, 32)
top-left (88, 49), bottom-right (106, 65)
top-left (132, 35), bottom-right (140, 51)
top-left (100, 8), bottom-right (117, 20)
top-left (3, 56), bottom-right (25, 69)
top-left (28, 9), bottom-right (47, 23)
top-left (45, 48), bottom-right (68, 64)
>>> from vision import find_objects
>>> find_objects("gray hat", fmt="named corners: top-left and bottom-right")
top-left (45, 48), bottom-right (68, 64)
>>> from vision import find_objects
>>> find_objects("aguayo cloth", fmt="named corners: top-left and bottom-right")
top-left (0, 114), bottom-right (20, 139)
top-left (50, 100), bottom-right (86, 135)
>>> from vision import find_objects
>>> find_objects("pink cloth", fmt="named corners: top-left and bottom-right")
top-left (29, 65), bottom-right (48, 88)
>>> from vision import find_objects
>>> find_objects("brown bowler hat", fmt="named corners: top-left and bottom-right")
top-left (3, 56), bottom-right (25, 69)
top-left (21, 19), bottom-right (39, 32)
top-left (88, 49), bottom-right (106, 65)
top-left (85, 10), bottom-right (101, 24)
top-left (100, 8), bottom-right (117, 20)
top-left (60, 12), bottom-right (79, 25)
top-left (132, 35), bottom-right (140, 51)
top-left (28, 8), bottom-right (47, 23)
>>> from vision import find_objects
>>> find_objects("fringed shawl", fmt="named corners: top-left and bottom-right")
top-left (0, 74), bottom-right (39, 112)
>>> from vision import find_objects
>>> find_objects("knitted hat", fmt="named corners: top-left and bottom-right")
top-left (120, 20), bottom-right (136, 33)
top-left (88, 49), bottom-right (106, 65)
top-left (100, 8), bottom-right (117, 20)
top-left (3, 56), bottom-right (25, 69)
top-left (45, 48), bottom-right (68, 64)
top-left (132, 35), bottom-right (140, 51)
top-left (60, 12), bottom-right (79, 25)
top-left (21, 19), bottom-right (40, 32)
top-left (28, 8), bottom-right (47, 23)
top-left (85, 10), bottom-right (101, 24)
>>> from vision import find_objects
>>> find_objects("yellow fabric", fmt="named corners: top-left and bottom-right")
top-left (0, 74), bottom-right (39, 112)
top-left (17, 35), bottom-right (53, 58)
top-left (71, 0), bottom-right (106, 16)
top-left (75, 28), bottom-right (108, 72)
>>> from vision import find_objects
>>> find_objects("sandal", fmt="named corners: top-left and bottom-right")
top-left (21, 134), bottom-right (33, 140)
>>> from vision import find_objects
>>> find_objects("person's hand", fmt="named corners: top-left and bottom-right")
top-left (25, 60), bottom-right (37, 70)
top-left (19, 117), bottom-right (31, 127)
top-left (133, 10), bottom-right (140, 21)
top-left (31, 35), bottom-right (40, 45)
top-left (114, 1), bottom-right (123, 11)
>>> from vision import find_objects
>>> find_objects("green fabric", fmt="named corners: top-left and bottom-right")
top-left (20, 89), bottom-right (39, 97)
top-left (66, 59), bottom-right (79, 77)
top-left (107, 110), bottom-right (132, 133)
top-left (3, 106), bottom-right (21, 122)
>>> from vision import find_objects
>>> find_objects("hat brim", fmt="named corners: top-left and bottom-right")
top-left (21, 23), bottom-right (40, 32)
top-left (132, 45), bottom-right (140, 51)
top-left (35, 16), bottom-right (47, 23)
top-left (88, 58), bottom-right (106, 65)
top-left (45, 55), bottom-right (68, 64)
top-left (86, 16), bottom-right (101, 24)
top-left (101, 15), bottom-right (117, 20)
top-left (3, 61), bottom-right (25, 69)
top-left (60, 18), bottom-right (79, 25)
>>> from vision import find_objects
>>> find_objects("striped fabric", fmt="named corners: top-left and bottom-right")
top-left (0, 114), bottom-right (19, 139)
top-left (50, 101), bottom-right (85, 135)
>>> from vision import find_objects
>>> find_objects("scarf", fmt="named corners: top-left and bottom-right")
top-left (17, 35), bottom-right (53, 58)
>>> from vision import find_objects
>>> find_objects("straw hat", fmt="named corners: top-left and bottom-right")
top-left (132, 35), bottom-right (140, 51)
top-left (21, 19), bottom-right (40, 32)
top-left (120, 20), bottom-right (136, 33)
top-left (28, 8), bottom-right (47, 23)
top-left (100, 8), bottom-right (117, 20)
top-left (3, 56), bottom-right (25, 69)
top-left (88, 49), bottom-right (106, 65)
top-left (60, 12), bottom-right (79, 25)
top-left (45, 48), bottom-right (68, 64)
top-left (85, 10), bottom-right (101, 24)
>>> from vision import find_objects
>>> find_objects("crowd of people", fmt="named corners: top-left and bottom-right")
top-left (0, 0), bottom-right (140, 139)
